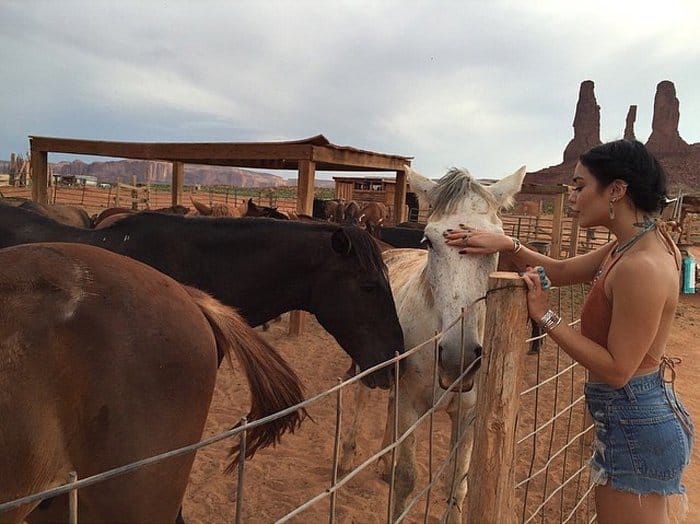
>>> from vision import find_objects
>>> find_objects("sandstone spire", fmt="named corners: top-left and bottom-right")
top-left (624, 105), bottom-right (637, 140)
top-left (645, 80), bottom-right (689, 156)
top-left (563, 80), bottom-right (601, 162)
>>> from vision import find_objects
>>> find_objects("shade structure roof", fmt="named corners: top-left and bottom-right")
top-left (30, 134), bottom-right (413, 172)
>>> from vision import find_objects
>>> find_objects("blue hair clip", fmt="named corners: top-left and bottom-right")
top-left (536, 266), bottom-right (550, 290)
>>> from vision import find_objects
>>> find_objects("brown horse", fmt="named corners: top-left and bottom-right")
top-left (0, 243), bottom-right (305, 524)
top-left (358, 202), bottom-right (388, 230)
top-left (0, 197), bottom-right (92, 228)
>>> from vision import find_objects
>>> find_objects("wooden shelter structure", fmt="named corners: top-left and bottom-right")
top-left (29, 134), bottom-right (413, 334)
top-left (333, 175), bottom-right (424, 223)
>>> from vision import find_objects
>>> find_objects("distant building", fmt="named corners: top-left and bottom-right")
top-left (52, 174), bottom-right (98, 187)
top-left (0, 174), bottom-right (9, 186)
top-left (332, 175), bottom-right (423, 222)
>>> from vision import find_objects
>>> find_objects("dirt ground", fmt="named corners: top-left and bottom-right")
top-left (182, 292), bottom-right (700, 523)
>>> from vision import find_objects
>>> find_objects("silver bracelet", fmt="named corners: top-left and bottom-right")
top-left (539, 309), bottom-right (562, 332)
top-left (512, 237), bottom-right (522, 254)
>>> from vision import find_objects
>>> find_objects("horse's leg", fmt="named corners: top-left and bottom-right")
top-left (389, 379), bottom-right (429, 521)
top-left (339, 381), bottom-right (371, 473)
top-left (442, 391), bottom-right (477, 524)
top-left (377, 385), bottom-right (396, 480)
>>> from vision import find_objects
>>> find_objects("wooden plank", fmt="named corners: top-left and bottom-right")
top-left (568, 213), bottom-right (581, 257)
top-left (311, 145), bottom-right (409, 171)
top-left (30, 150), bottom-right (48, 204)
top-left (520, 183), bottom-right (570, 195)
top-left (550, 193), bottom-right (566, 259)
top-left (29, 136), bottom-right (411, 173)
top-left (393, 169), bottom-right (407, 223)
top-left (172, 162), bottom-right (184, 206)
top-left (465, 272), bottom-right (528, 523)
top-left (30, 136), bottom-right (314, 163)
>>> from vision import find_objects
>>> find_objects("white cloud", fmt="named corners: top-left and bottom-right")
top-left (1, 1), bottom-right (697, 177)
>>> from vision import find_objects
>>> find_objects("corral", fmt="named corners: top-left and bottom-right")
top-left (1, 153), bottom-right (699, 523)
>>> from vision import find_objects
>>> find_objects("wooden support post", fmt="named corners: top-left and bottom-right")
top-left (550, 192), bottom-right (566, 259)
top-left (115, 178), bottom-right (121, 206)
top-left (30, 149), bottom-right (49, 204)
top-left (568, 213), bottom-right (581, 258)
top-left (131, 175), bottom-right (138, 210)
top-left (172, 162), bottom-right (184, 206)
top-left (9, 152), bottom-right (15, 185)
top-left (465, 272), bottom-right (529, 524)
top-left (296, 159), bottom-right (315, 215)
top-left (289, 160), bottom-right (316, 336)
top-left (394, 169), bottom-right (407, 224)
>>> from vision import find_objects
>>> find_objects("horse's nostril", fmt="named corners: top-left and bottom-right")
top-left (474, 346), bottom-right (483, 358)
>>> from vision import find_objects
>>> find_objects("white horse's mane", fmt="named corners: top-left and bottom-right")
top-left (427, 168), bottom-right (504, 220)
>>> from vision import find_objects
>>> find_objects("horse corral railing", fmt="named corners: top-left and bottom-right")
top-left (0, 271), bottom-right (597, 523)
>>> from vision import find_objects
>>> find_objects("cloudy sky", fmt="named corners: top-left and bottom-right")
top-left (1, 0), bottom-right (698, 180)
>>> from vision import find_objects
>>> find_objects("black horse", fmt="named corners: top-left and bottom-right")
top-left (0, 203), bottom-right (404, 387)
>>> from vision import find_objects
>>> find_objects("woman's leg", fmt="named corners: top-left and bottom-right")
top-left (595, 485), bottom-right (669, 524)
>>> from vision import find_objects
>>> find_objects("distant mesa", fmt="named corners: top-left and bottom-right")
top-left (50, 159), bottom-right (290, 188)
top-left (526, 80), bottom-right (699, 192)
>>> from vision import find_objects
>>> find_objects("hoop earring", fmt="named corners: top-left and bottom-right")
top-left (608, 200), bottom-right (616, 220)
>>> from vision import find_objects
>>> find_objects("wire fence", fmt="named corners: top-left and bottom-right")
top-left (515, 284), bottom-right (596, 524)
top-left (0, 272), bottom-right (599, 523)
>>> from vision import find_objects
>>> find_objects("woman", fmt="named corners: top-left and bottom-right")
top-left (445, 139), bottom-right (693, 523)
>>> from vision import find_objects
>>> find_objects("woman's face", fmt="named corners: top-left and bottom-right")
top-left (569, 162), bottom-right (608, 228)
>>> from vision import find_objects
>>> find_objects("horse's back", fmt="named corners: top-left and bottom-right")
top-left (19, 201), bottom-right (92, 228)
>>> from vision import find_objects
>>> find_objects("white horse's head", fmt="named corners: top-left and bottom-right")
top-left (406, 165), bottom-right (526, 389)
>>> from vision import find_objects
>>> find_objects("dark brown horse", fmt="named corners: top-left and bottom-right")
top-left (91, 205), bottom-right (190, 228)
top-left (0, 243), bottom-right (304, 524)
top-left (0, 203), bottom-right (404, 388)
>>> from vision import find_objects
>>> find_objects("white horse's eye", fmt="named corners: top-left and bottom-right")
top-left (420, 235), bottom-right (432, 249)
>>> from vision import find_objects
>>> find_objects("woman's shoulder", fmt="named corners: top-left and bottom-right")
top-left (609, 245), bottom-right (678, 289)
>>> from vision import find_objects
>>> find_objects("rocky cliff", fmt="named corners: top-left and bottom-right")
top-left (50, 159), bottom-right (289, 187)
top-left (562, 80), bottom-right (601, 162)
top-left (526, 80), bottom-right (699, 192)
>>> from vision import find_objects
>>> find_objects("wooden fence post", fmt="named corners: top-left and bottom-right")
top-left (550, 192), bottom-right (566, 259)
top-left (465, 271), bottom-right (529, 524)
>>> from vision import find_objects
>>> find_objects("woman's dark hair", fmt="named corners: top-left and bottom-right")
top-left (579, 139), bottom-right (668, 213)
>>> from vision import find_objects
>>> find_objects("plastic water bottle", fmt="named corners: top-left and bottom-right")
top-left (682, 255), bottom-right (696, 294)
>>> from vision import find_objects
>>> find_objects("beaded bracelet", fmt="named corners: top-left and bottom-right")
top-left (512, 237), bottom-right (522, 254)
top-left (539, 309), bottom-right (562, 332)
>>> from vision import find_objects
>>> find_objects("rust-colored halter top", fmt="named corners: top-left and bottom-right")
top-left (580, 250), bottom-right (660, 368)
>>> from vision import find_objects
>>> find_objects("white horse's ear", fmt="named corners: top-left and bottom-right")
top-left (404, 165), bottom-right (436, 207)
top-left (488, 166), bottom-right (526, 210)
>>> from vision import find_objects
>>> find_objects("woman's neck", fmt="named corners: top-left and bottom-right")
top-left (609, 211), bottom-right (655, 252)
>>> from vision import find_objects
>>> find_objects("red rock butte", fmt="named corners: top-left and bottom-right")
top-left (526, 80), bottom-right (699, 192)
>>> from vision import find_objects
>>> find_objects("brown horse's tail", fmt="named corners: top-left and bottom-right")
top-left (184, 286), bottom-right (307, 471)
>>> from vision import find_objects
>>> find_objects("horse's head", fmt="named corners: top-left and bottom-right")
top-left (310, 225), bottom-right (405, 389)
top-left (406, 165), bottom-right (525, 389)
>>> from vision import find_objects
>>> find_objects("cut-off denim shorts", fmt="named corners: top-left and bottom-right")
top-left (585, 370), bottom-right (694, 495)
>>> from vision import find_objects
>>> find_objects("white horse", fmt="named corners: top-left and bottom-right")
top-left (340, 165), bottom-right (525, 522)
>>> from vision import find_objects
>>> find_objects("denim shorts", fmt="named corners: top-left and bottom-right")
top-left (585, 370), bottom-right (694, 495)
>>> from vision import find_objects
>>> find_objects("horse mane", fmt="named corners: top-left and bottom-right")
top-left (428, 168), bottom-right (499, 220)
top-left (105, 213), bottom-right (387, 275)
top-left (341, 225), bottom-right (388, 276)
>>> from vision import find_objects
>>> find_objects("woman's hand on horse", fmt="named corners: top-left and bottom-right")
top-left (521, 266), bottom-right (550, 321)
top-left (443, 226), bottom-right (511, 255)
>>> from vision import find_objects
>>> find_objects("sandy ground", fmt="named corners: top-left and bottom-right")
top-left (182, 292), bottom-right (699, 523)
